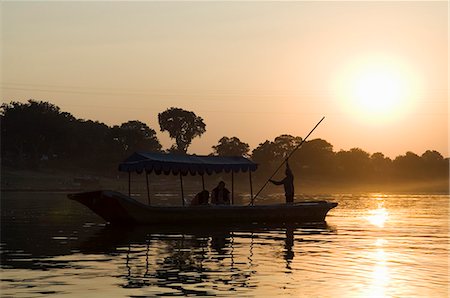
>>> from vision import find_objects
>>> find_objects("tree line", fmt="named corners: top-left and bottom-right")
top-left (1, 100), bottom-right (448, 186)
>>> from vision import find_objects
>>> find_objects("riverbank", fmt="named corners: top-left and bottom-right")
top-left (2, 167), bottom-right (448, 195)
top-left (1, 168), bottom-right (122, 192)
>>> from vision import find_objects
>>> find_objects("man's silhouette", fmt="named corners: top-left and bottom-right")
top-left (211, 181), bottom-right (231, 205)
top-left (269, 161), bottom-right (294, 203)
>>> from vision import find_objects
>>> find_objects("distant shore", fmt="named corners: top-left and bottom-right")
top-left (2, 167), bottom-right (448, 195)
top-left (1, 167), bottom-right (126, 193)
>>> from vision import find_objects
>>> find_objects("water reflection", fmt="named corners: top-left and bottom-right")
top-left (75, 224), bottom-right (332, 295)
top-left (2, 192), bottom-right (448, 297)
top-left (365, 240), bottom-right (390, 298)
top-left (363, 196), bottom-right (390, 297)
top-left (365, 199), bottom-right (389, 228)
top-left (284, 228), bottom-right (295, 269)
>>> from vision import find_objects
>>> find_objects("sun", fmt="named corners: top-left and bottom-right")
top-left (333, 56), bottom-right (420, 124)
top-left (352, 68), bottom-right (405, 115)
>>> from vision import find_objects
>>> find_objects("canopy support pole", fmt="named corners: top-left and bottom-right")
top-left (180, 173), bottom-right (185, 206)
top-left (128, 172), bottom-right (131, 198)
top-left (146, 172), bottom-right (151, 205)
top-left (231, 171), bottom-right (234, 205)
top-left (249, 171), bottom-right (254, 206)
top-left (201, 174), bottom-right (205, 191)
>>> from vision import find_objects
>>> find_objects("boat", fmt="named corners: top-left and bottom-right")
top-left (69, 152), bottom-right (338, 225)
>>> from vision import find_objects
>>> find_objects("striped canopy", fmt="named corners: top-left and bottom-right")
top-left (119, 152), bottom-right (258, 175)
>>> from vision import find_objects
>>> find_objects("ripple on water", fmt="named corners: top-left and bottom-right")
top-left (0, 193), bottom-right (449, 297)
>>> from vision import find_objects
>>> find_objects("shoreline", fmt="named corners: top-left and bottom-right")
top-left (2, 168), bottom-right (448, 195)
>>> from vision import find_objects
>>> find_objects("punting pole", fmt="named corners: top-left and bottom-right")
top-left (145, 171), bottom-right (151, 205)
top-left (252, 116), bottom-right (325, 202)
top-left (231, 171), bottom-right (234, 205)
top-left (128, 172), bottom-right (131, 197)
top-left (179, 172), bottom-right (185, 206)
top-left (249, 170), bottom-right (254, 205)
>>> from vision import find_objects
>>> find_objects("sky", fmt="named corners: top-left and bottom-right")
top-left (1, 1), bottom-right (448, 158)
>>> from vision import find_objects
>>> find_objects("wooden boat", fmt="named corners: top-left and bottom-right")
top-left (69, 190), bottom-right (337, 225)
top-left (69, 152), bottom-right (337, 225)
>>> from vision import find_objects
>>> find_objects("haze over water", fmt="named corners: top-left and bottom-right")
top-left (1, 192), bottom-right (448, 297)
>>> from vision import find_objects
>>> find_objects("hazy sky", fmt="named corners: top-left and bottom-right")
top-left (2, 1), bottom-right (448, 157)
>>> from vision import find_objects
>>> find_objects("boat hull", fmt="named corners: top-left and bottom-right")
top-left (68, 190), bottom-right (338, 225)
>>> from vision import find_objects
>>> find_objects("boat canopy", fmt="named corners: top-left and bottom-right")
top-left (119, 152), bottom-right (258, 175)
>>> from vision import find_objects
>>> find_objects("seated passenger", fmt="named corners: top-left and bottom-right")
top-left (211, 181), bottom-right (230, 205)
top-left (190, 190), bottom-right (209, 206)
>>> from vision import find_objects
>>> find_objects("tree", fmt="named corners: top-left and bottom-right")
top-left (335, 148), bottom-right (371, 180)
top-left (296, 138), bottom-right (335, 177)
top-left (252, 140), bottom-right (276, 163)
top-left (272, 135), bottom-right (302, 160)
top-left (392, 151), bottom-right (423, 179)
top-left (158, 107), bottom-right (206, 154)
top-left (370, 152), bottom-right (393, 181)
top-left (212, 136), bottom-right (250, 156)
top-left (251, 135), bottom-right (302, 165)
top-left (251, 135), bottom-right (302, 177)
top-left (66, 120), bottom-right (112, 168)
top-left (1, 100), bottom-right (165, 171)
top-left (251, 140), bottom-right (277, 177)
top-left (422, 150), bottom-right (444, 163)
top-left (421, 150), bottom-right (446, 179)
top-left (111, 120), bottom-right (162, 155)
top-left (1, 100), bottom-right (75, 167)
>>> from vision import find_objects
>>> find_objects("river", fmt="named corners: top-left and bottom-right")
top-left (1, 192), bottom-right (448, 297)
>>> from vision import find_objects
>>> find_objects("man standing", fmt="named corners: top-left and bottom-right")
top-left (269, 161), bottom-right (294, 204)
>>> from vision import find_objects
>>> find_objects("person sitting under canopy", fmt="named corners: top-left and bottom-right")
top-left (190, 190), bottom-right (210, 206)
top-left (211, 181), bottom-right (230, 205)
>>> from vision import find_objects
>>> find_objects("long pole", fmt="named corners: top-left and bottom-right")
top-left (252, 116), bottom-right (325, 202)
top-left (249, 171), bottom-right (253, 205)
top-left (180, 172), bottom-right (185, 206)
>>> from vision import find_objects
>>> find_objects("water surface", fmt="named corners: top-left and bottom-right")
top-left (1, 192), bottom-right (448, 297)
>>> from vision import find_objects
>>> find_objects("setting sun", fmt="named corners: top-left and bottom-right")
top-left (352, 68), bottom-right (406, 114)
top-left (334, 56), bottom-right (421, 124)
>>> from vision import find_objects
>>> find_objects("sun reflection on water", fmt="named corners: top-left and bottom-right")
top-left (368, 254), bottom-right (389, 297)
top-left (365, 238), bottom-right (390, 298)
top-left (375, 238), bottom-right (388, 247)
top-left (365, 199), bottom-right (389, 228)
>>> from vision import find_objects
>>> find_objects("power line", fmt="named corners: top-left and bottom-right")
top-left (2, 82), bottom-right (447, 102)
